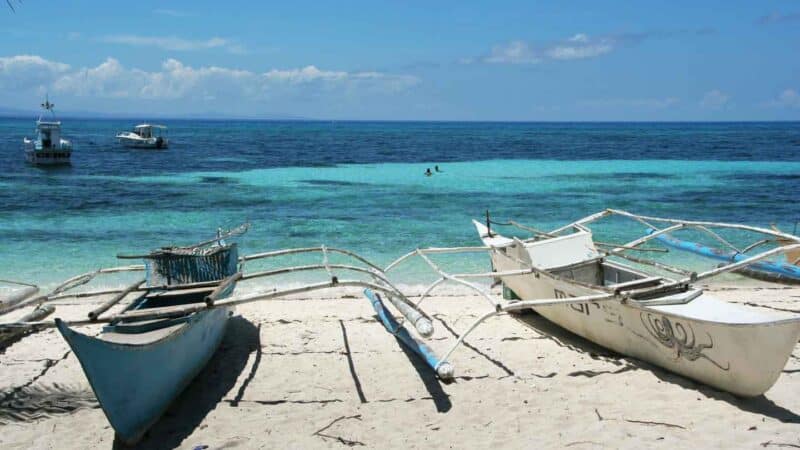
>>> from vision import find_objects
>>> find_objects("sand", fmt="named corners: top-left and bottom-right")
top-left (2, 283), bottom-right (800, 449)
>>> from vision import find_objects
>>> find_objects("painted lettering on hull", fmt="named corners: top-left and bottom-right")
top-left (555, 289), bottom-right (599, 315)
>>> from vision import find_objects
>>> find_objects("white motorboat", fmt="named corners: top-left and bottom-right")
top-left (117, 124), bottom-right (169, 149)
top-left (23, 97), bottom-right (72, 165)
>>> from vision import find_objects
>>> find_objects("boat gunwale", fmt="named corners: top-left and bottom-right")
top-left (486, 229), bottom-right (800, 328)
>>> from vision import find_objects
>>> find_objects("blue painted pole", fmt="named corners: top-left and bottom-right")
top-left (648, 228), bottom-right (800, 281)
top-left (363, 289), bottom-right (454, 379)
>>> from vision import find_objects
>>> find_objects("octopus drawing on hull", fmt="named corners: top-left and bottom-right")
top-left (640, 312), bottom-right (730, 371)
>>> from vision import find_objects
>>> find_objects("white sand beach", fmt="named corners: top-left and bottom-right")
top-left (2, 283), bottom-right (800, 449)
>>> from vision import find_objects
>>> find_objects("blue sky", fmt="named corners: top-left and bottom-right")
top-left (1, 0), bottom-right (799, 120)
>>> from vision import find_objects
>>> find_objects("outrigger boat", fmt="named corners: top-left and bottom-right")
top-left (467, 209), bottom-right (800, 396)
top-left (0, 232), bottom-right (439, 443)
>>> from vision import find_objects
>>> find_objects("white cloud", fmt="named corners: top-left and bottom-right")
top-left (0, 55), bottom-right (419, 102)
top-left (579, 97), bottom-right (680, 109)
top-left (153, 9), bottom-right (191, 18)
top-left (766, 89), bottom-right (800, 108)
top-left (484, 41), bottom-right (540, 64)
top-left (0, 55), bottom-right (70, 90)
top-left (472, 29), bottom-right (713, 65)
top-left (545, 34), bottom-right (614, 60)
top-left (757, 12), bottom-right (800, 25)
top-left (479, 34), bottom-right (616, 64)
top-left (100, 35), bottom-right (246, 54)
top-left (700, 89), bottom-right (730, 109)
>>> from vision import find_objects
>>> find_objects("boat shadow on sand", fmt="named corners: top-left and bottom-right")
top-left (115, 315), bottom-right (260, 449)
top-left (511, 311), bottom-right (800, 424)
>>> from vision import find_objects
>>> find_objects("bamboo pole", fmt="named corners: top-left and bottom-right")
top-left (0, 285), bottom-right (39, 314)
top-left (613, 223), bottom-right (685, 253)
top-left (1, 265), bottom-right (146, 315)
top-left (548, 210), bottom-right (612, 235)
top-left (687, 243), bottom-right (800, 284)
top-left (594, 242), bottom-right (667, 253)
top-left (205, 272), bottom-right (243, 306)
top-left (501, 292), bottom-right (618, 312)
top-left (50, 279), bottom-right (228, 301)
top-left (0, 305), bottom-right (55, 343)
top-left (241, 246), bottom-right (384, 273)
top-left (607, 209), bottom-right (800, 243)
top-left (1, 279), bottom-right (401, 332)
top-left (416, 250), bottom-right (499, 308)
top-left (383, 246), bottom-right (491, 273)
top-left (604, 251), bottom-right (696, 278)
top-left (364, 289), bottom-right (452, 379)
top-left (742, 239), bottom-right (773, 254)
top-left (88, 279), bottom-right (146, 321)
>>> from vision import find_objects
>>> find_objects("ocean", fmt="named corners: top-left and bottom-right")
top-left (1, 119), bottom-right (799, 288)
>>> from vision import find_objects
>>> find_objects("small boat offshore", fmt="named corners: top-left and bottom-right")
top-left (23, 97), bottom-right (72, 165)
top-left (116, 124), bottom-right (169, 149)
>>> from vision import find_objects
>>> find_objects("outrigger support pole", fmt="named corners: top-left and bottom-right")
top-left (364, 289), bottom-right (454, 380)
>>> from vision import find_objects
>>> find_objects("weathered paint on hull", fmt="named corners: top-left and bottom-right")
top-left (56, 306), bottom-right (231, 444)
top-left (491, 250), bottom-right (800, 397)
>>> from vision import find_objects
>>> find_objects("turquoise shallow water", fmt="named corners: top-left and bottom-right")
top-left (1, 120), bottom-right (799, 288)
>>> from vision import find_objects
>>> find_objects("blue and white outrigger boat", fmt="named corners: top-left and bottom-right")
top-left (0, 227), bottom-right (430, 444)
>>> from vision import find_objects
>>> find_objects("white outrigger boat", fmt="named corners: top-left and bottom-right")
top-left (116, 124), bottom-right (169, 149)
top-left (467, 210), bottom-right (800, 396)
top-left (23, 97), bottom-right (72, 165)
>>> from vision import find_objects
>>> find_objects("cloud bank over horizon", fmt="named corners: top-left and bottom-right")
top-left (0, 54), bottom-right (420, 116)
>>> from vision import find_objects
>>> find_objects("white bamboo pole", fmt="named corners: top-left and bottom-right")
top-left (607, 209), bottom-right (800, 243)
top-left (383, 246), bottom-right (491, 273)
top-left (613, 223), bottom-right (684, 253)
top-left (548, 210), bottom-right (612, 235)
top-left (415, 250), bottom-right (499, 308)
top-left (3, 279), bottom-right (400, 332)
top-left (1, 265), bottom-right (146, 315)
top-left (241, 246), bottom-right (384, 272)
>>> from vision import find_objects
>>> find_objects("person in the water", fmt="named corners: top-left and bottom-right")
top-left (425, 168), bottom-right (433, 176)
top-left (435, 165), bottom-right (442, 172)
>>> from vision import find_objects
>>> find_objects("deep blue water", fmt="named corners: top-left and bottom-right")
top-left (1, 118), bottom-right (799, 287)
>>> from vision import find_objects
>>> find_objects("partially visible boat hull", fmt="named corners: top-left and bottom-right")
top-left (56, 306), bottom-right (232, 444)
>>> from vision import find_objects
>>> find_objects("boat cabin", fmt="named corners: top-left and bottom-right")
top-left (35, 121), bottom-right (62, 149)
top-left (133, 124), bottom-right (167, 138)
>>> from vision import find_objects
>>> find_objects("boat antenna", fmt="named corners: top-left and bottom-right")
top-left (40, 94), bottom-right (56, 119)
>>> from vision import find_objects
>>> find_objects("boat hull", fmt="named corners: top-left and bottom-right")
top-left (490, 248), bottom-right (800, 397)
top-left (56, 306), bottom-right (231, 444)
top-left (24, 148), bottom-right (71, 165)
top-left (117, 136), bottom-right (168, 149)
